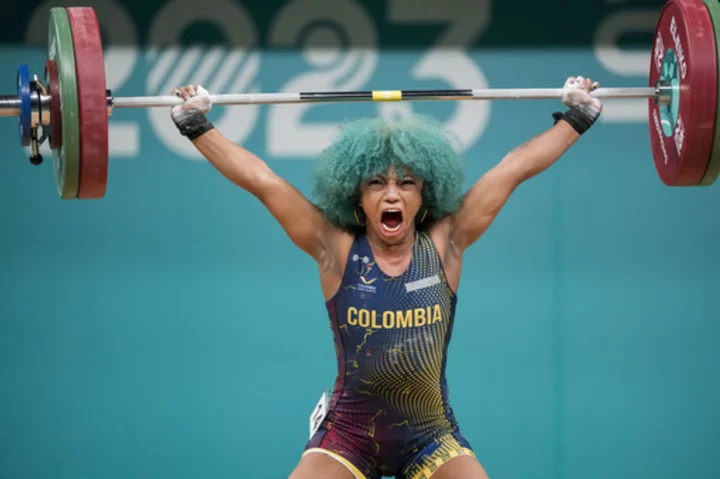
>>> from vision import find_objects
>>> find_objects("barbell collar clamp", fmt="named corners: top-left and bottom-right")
top-left (0, 90), bottom-right (114, 123)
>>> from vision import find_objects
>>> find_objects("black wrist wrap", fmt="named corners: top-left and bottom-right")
top-left (173, 109), bottom-right (215, 140)
top-left (552, 104), bottom-right (600, 135)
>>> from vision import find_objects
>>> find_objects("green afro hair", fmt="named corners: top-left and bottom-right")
top-left (311, 115), bottom-right (465, 230)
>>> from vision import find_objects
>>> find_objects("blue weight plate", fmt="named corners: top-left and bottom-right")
top-left (16, 64), bottom-right (31, 147)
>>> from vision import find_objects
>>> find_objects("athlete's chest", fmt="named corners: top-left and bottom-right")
top-left (340, 254), bottom-right (449, 318)
top-left (336, 267), bottom-right (452, 358)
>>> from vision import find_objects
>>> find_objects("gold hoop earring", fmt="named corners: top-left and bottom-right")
top-left (353, 208), bottom-right (365, 226)
top-left (418, 207), bottom-right (428, 223)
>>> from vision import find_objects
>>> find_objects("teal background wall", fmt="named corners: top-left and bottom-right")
top-left (1, 0), bottom-right (719, 478)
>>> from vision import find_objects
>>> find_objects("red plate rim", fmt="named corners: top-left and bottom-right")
top-left (66, 7), bottom-right (109, 199)
top-left (648, 0), bottom-right (718, 186)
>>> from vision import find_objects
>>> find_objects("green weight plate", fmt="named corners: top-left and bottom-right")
top-left (700, 0), bottom-right (720, 186)
top-left (48, 7), bottom-right (80, 200)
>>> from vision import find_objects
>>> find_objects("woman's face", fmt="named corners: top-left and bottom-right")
top-left (358, 166), bottom-right (423, 245)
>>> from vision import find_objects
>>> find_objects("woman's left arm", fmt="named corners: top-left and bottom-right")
top-left (440, 75), bottom-right (603, 254)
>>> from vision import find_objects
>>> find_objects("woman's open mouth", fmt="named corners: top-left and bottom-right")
top-left (381, 209), bottom-right (403, 233)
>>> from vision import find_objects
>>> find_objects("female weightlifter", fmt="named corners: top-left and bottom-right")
top-left (168, 75), bottom-right (602, 479)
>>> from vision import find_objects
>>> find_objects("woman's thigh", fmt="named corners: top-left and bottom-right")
top-left (288, 450), bottom-right (360, 479)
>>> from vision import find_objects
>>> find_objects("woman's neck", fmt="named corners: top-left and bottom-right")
top-left (365, 225), bottom-right (416, 257)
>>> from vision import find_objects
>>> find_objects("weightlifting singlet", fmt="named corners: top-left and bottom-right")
top-left (304, 231), bottom-right (474, 479)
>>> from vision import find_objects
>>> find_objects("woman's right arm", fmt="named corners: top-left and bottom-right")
top-left (171, 84), bottom-right (351, 271)
top-left (190, 129), bottom-right (347, 270)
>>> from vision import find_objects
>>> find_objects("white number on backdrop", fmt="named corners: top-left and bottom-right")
top-left (26, 0), bottom-right (140, 156)
top-left (381, 0), bottom-right (492, 153)
top-left (593, 8), bottom-right (661, 123)
top-left (146, 0), bottom-right (261, 160)
top-left (266, 0), bottom-right (379, 156)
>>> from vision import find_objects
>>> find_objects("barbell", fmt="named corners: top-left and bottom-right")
top-left (1, 0), bottom-right (717, 199)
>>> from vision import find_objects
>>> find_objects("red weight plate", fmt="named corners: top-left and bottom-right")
top-left (44, 60), bottom-right (62, 150)
top-left (66, 7), bottom-right (109, 199)
top-left (648, 0), bottom-right (718, 186)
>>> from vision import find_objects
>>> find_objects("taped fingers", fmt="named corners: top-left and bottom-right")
top-left (573, 76), bottom-right (599, 92)
top-left (172, 84), bottom-right (201, 99)
top-left (172, 87), bottom-right (191, 100)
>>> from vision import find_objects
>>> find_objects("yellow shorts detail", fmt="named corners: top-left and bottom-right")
top-left (303, 447), bottom-right (368, 479)
top-left (405, 434), bottom-right (476, 479)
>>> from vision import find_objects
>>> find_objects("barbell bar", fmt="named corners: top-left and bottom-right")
top-left (2, 0), bottom-right (718, 200)
top-left (0, 86), bottom-right (667, 117)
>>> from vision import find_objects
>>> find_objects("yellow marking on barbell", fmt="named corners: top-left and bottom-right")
top-left (372, 90), bottom-right (402, 101)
